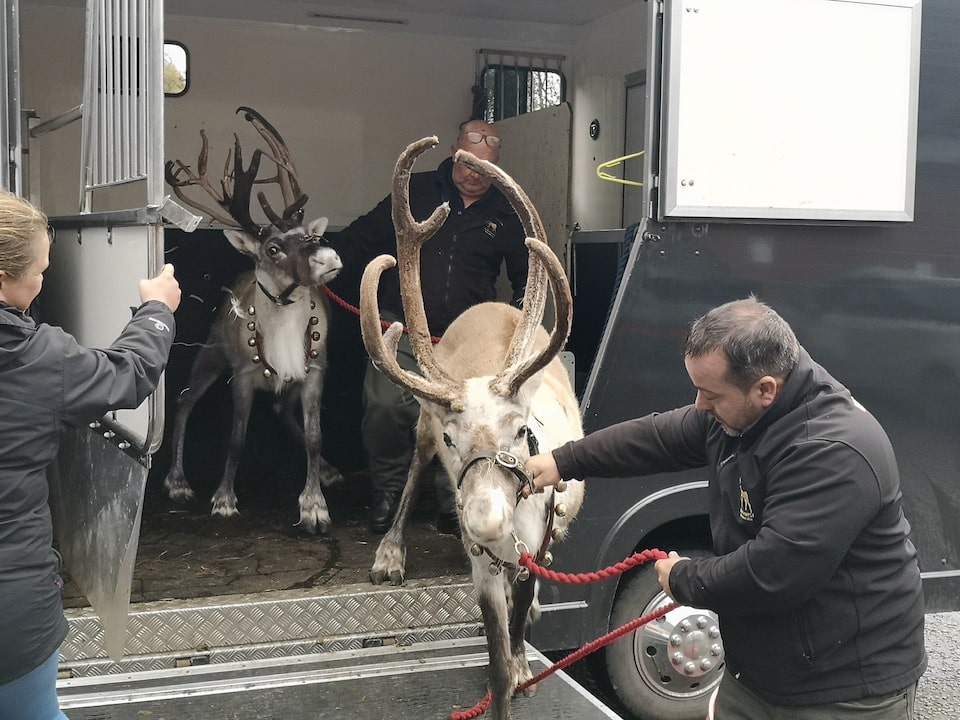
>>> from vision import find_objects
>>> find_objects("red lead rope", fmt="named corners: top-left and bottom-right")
top-left (449, 549), bottom-right (677, 720)
top-left (323, 285), bottom-right (443, 344)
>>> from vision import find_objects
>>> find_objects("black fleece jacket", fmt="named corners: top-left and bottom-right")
top-left (328, 156), bottom-right (528, 337)
top-left (552, 348), bottom-right (927, 705)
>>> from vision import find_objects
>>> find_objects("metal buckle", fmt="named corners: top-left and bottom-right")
top-left (495, 451), bottom-right (520, 469)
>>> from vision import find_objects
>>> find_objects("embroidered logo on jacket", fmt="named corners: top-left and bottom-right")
top-left (738, 478), bottom-right (755, 522)
top-left (148, 317), bottom-right (170, 332)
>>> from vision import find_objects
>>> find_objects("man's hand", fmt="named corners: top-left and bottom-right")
top-left (521, 452), bottom-right (561, 498)
top-left (654, 551), bottom-right (689, 601)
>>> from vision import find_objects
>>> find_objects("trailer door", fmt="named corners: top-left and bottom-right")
top-left (15, 0), bottom-right (197, 658)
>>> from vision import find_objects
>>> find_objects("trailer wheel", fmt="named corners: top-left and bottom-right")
top-left (604, 551), bottom-right (723, 720)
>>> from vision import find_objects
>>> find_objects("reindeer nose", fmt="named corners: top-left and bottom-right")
top-left (461, 491), bottom-right (511, 544)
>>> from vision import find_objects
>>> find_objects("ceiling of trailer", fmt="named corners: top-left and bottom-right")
top-left (166, 0), bottom-right (640, 27)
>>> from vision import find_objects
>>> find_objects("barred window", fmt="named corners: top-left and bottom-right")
top-left (476, 50), bottom-right (565, 121)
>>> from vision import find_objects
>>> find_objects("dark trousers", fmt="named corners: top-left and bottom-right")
top-left (361, 321), bottom-right (455, 513)
top-left (715, 671), bottom-right (917, 720)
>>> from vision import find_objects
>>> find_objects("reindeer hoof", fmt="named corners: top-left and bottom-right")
top-left (210, 494), bottom-right (239, 518)
top-left (295, 511), bottom-right (332, 535)
top-left (370, 539), bottom-right (406, 585)
top-left (163, 473), bottom-right (195, 502)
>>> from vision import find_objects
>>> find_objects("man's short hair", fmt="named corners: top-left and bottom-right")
top-left (684, 296), bottom-right (800, 392)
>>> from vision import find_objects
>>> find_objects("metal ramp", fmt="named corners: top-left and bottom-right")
top-left (58, 637), bottom-right (623, 719)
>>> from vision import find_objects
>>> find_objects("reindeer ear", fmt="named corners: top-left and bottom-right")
top-left (223, 229), bottom-right (261, 258)
top-left (307, 216), bottom-right (329, 237)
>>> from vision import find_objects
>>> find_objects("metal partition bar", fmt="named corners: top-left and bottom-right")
top-left (80, 0), bottom-right (159, 211)
top-left (1, 0), bottom-right (23, 192)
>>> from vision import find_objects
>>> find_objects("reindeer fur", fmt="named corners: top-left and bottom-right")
top-left (362, 138), bottom-right (584, 719)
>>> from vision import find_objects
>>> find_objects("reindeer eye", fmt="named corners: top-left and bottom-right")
top-left (267, 244), bottom-right (281, 257)
top-left (443, 432), bottom-right (455, 448)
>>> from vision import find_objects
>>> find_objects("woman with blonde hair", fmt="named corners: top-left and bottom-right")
top-left (0, 189), bottom-right (181, 720)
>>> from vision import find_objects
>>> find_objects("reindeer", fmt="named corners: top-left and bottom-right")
top-left (162, 106), bottom-right (344, 534)
top-left (360, 137), bottom-right (585, 719)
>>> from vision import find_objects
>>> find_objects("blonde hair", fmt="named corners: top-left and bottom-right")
top-left (0, 190), bottom-right (48, 279)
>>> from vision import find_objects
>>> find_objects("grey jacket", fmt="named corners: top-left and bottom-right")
top-left (0, 300), bottom-right (175, 684)
top-left (552, 348), bottom-right (927, 705)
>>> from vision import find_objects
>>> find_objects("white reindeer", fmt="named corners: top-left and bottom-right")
top-left (361, 137), bottom-right (585, 719)
top-left (162, 107), bottom-right (344, 534)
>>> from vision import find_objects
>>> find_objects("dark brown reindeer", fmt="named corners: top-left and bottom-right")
top-left (162, 106), bottom-right (344, 534)
top-left (360, 137), bottom-right (585, 719)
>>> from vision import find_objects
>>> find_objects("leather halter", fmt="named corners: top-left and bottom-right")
top-left (456, 425), bottom-right (556, 578)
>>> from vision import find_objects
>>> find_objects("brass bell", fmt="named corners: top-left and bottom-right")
top-left (247, 337), bottom-right (257, 347)
top-left (310, 300), bottom-right (317, 310)
top-left (556, 480), bottom-right (567, 493)
top-left (247, 306), bottom-right (256, 316)
top-left (488, 562), bottom-right (503, 576)
top-left (551, 528), bottom-right (564, 541)
top-left (309, 316), bottom-right (319, 326)
top-left (470, 543), bottom-right (483, 557)
top-left (542, 551), bottom-right (554, 567)
top-left (263, 368), bottom-right (272, 378)
top-left (517, 567), bottom-right (530, 582)
top-left (309, 349), bottom-right (320, 359)
top-left (555, 503), bottom-right (568, 518)
top-left (311, 331), bottom-right (322, 342)
top-left (247, 321), bottom-right (256, 332)
top-left (252, 355), bottom-right (261, 364)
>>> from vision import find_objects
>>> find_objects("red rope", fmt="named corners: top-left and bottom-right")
top-left (449, 549), bottom-right (674, 720)
top-left (322, 285), bottom-right (442, 344)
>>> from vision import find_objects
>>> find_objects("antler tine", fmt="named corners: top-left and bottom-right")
top-left (237, 106), bottom-right (309, 231)
top-left (492, 238), bottom-right (573, 398)
top-left (360, 254), bottom-right (464, 411)
top-left (391, 137), bottom-right (456, 384)
top-left (165, 129), bottom-right (245, 228)
top-left (224, 134), bottom-right (270, 239)
top-left (453, 149), bottom-right (559, 392)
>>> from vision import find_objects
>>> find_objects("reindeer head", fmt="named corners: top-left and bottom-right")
top-left (166, 106), bottom-right (341, 302)
top-left (359, 138), bottom-right (575, 547)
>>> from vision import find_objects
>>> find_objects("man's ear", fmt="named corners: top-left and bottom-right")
top-left (757, 376), bottom-right (780, 407)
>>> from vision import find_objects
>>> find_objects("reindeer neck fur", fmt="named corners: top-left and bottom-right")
top-left (232, 272), bottom-right (328, 387)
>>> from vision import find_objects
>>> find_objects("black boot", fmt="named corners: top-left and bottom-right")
top-left (368, 489), bottom-right (401, 534)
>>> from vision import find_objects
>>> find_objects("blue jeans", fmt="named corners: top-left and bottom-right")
top-left (0, 649), bottom-right (69, 720)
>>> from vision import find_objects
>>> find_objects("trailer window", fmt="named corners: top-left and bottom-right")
top-left (476, 50), bottom-right (565, 121)
top-left (164, 42), bottom-right (188, 96)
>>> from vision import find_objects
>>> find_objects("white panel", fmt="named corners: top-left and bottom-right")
top-left (660, 0), bottom-right (922, 221)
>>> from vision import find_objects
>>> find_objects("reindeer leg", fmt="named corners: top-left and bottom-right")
top-left (507, 576), bottom-right (538, 697)
top-left (370, 414), bottom-right (433, 585)
top-left (210, 372), bottom-right (256, 518)
top-left (476, 575), bottom-right (514, 720)
top-left (163, 342), bottom-right (228, 502)
top-left (295, 370), bottom-right (334, 534)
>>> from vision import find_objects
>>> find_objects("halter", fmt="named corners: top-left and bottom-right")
top-left (456, 425), bottom-right (558, 580)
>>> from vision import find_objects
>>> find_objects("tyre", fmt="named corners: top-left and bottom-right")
top-left (604, 550), bottom-right (723, 720)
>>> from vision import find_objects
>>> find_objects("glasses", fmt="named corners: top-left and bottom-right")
top-left (460, 131), bottom-right (501, 149)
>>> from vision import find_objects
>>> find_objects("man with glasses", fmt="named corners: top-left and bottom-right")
top-left (329, 119), bottom-right (528, 537)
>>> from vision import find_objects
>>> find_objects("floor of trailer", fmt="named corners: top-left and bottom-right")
top-left (60, 470), bottom-right (470, 608)
top-left (58, 637), bottom-right (623, 720)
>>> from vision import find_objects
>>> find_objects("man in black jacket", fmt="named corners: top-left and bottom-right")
top-left (331, 120), bottom-right (528, 534)
top-left (526, 297), bottom-right (926, 719)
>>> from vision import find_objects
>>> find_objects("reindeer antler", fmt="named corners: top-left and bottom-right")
top-left (359, 137), bottom-right (466, 411)
top-left (164, 108), bottom-right (308, 239)
top-left (452, 149), bottom-right (573, 399)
